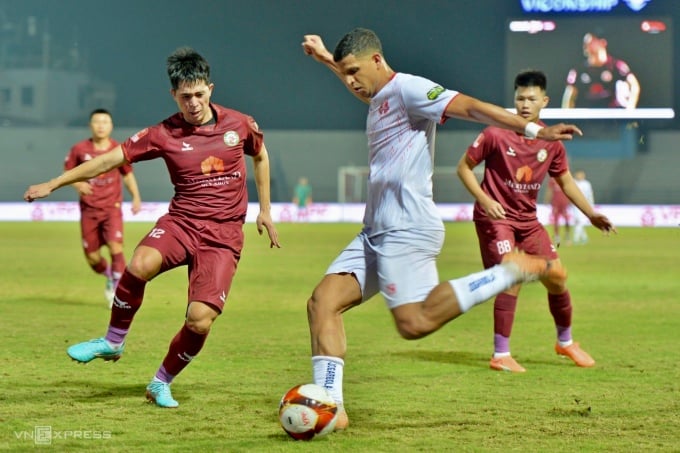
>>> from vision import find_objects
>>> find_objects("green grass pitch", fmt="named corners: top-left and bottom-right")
top-left (0, 222), bottom-right (678, 452)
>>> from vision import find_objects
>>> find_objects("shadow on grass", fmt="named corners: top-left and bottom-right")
top-left (9, 295), bottom-right (101, 307)
top-left (393, 349), bottom-right (597, 371)
top-left (391, 349), bottom-right (484, 368)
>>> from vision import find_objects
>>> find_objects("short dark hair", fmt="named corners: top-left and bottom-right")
top-left (514, 70), bottom-right (547, 91)
top-left (89, 108), bottom-right (112, 120)
top-left (166, 47), bottom-right (211, 90)
top-left (333, 28), bottom-right (383, 62)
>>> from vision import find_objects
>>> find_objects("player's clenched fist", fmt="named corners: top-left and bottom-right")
top-left (302, 35), bottom-right (332, 63)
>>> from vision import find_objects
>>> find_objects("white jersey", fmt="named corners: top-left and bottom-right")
top-left (363, 72), bottom-right (458, 236)
top-left (575, 179), bottom-right (594, 205)
top-left (573, 178), bottom-right (594, 223)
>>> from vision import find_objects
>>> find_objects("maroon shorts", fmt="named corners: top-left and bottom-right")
top-left (138, 214), bottom-right (244, 313)
top-left (550, 204), bottom-right (571, 225)
top-left (474, 218), bottom-right (558, 269)
top-left (80, 207), bottom-right (124, 253)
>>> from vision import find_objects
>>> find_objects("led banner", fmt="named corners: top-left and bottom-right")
top-left (3, 202), bottom-right (678, 228)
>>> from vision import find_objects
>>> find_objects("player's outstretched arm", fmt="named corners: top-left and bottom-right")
top-left (123, 172), bottom-right (143, 214)
top-left (444, 94), bottom-right (582, 141)
top-left (24, 147), bottom-right (127, 202)
top-left (557, 172), bottom-right (616, 235)
top-left (301, 34), bottom-right (370, 104)
top-left (252, 144), bottom-right (281, 248)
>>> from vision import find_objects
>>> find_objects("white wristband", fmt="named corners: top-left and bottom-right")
top-left (524, 121), bottom-right (543, 139)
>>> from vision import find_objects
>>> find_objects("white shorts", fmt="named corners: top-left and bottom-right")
top-left (326, 229), bottom-right (444, 309)
top-left (572, 206), bottom-right (589, 225)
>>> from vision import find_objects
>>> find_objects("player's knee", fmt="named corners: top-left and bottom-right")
top-left (307, 283), bottom-right (361, 321)
top-left (127, 250), bottom-right (161, 280)
top-left (108, 241), bottom-right (124, 254)
top-left (306, 292), bottom-right (341, 322)
top-left (85, 252), bottom-right (100, 267)
top-left (184, 301), bottom-right (219, 335)
top-left (542, 264), bottom-right (568, 293)
top-left (185, 317), bottom-right (213, 335)
top-left (395, 319), bottom-right (428, 340)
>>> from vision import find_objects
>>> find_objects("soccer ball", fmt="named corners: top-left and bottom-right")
top-left (278, 383), bottom-right (338, 440)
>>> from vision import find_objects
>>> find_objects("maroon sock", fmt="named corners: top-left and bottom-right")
top-left (111, 252), bottom-right (126, 280)
top-left (493, 293), bottom-right (518, 353)
top-left (159, 324), bottom-right (208, 379)
top-left (109, 270), bottom-right (146, 330)
top-left (92, 258), bottom-right (109, 275)
top-left (494, 293), bottom-right (518, 338)
top-left (549, 291), bottom-right (573, 342)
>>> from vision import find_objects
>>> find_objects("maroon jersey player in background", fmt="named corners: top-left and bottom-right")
top-left (24, 47), bottom-right (280, 407)
top-left (65, 108), bottom-right (142, 308)
top-left (544, 177), bottom-right (571, 246)
top-left (457, 69), bottom-right (615, 373)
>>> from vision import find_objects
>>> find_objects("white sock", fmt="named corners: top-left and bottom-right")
top-left (448, 264), bottom-right (518, 313)
top-left (312, 355), bottom-right (344, 406)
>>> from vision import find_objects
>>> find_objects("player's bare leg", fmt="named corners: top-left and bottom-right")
top-left (390, 251), bottom-right (565, 340)
top-left (307, 273), bottom-right (362, 431)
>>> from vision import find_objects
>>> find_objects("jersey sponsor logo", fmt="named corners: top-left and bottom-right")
top-left (505, 179), bottom-right (541, 193)
top-left (130, 128), bottom-right (149, 143)
top-left (506, 147), bottom-right (517, 157)
top-left (426, 85), bottom-right (445, 100)
top-left (506, 165), bottom-right (541, 193)
top-left (201, 156), bottom-right (225, 175)
top-left (223, 131), bottom-right (240, 147)
top-left (181, 141), bottom-right (194, 152)
top-left (515, 165), bottom-right (533, 183)
top-left (536, 149), bottom-right (548, 162)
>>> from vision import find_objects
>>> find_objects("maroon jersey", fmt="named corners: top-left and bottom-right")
top-left (65, 138), bottom-right (132, 210)
top-left (466, 126), bottom-right (568, 222)
top-left (121, 103), bottom-right (262, 223)
top-left (548, 178), bottom-right (570, 211)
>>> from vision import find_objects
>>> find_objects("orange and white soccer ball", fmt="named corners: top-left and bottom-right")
top-left (278, 383), bottom-right (338, 440)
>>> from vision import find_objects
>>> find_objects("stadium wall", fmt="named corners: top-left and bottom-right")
top-left (1, 127), bottom-right (679, 205)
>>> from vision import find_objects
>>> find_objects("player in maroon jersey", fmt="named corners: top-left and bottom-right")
top-left (457, 70), bottom-right (616, 372)
top-left (65, 108), bottom-right (142, 308)
top-left (544, 177), bottom-right (571, 246)
top-left (24, 47), bottom-right (280, 407)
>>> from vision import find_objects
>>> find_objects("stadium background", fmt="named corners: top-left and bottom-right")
top-left (0, 0), bottom-right (678, 206)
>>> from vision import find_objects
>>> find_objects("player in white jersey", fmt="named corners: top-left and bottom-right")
top-left (301, 28), bottom-right (582, 430)
top-left (572, 170), bottom-right (595, 244)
